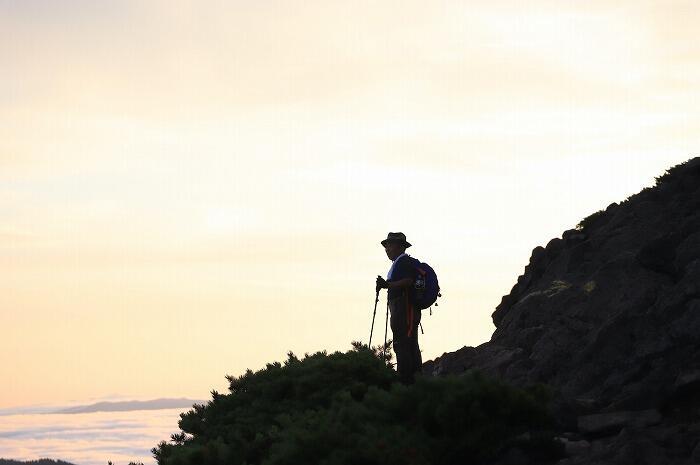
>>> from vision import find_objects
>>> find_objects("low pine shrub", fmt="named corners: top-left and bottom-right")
top-left (153, 343), bottom-right (561, 465)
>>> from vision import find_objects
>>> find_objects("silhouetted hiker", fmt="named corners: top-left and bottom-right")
top-left (376, 232), bottom-right (422, 384)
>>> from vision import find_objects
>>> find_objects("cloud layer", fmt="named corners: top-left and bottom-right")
top-left (0, 409), bottom-right (184, 465)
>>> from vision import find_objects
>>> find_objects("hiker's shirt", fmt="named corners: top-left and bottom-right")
top-left (387, 253), bottom-right (417, 301)
top-left (386, 253), bottom-right (406, 280)
top-left (388, 254), bottom-right (421, 344)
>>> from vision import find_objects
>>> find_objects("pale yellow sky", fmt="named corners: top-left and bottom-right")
top-left (1, 0), bottom-right (698, 408)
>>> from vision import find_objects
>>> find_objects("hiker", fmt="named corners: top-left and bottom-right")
top-left (376, 232), bottom-right (422, 384)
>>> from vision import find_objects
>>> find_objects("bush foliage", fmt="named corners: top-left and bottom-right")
top-left (576, 208), bottom-right (606, 231)
top-left (576, 159), bottom-right (698, 232)
top-left (153, 343), bottom-right (561, 465)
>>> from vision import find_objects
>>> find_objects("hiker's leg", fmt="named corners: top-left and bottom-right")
top-left (389, 298), bottom-right (411, 383)
top-left (402, 307), bottom-right (421, 381)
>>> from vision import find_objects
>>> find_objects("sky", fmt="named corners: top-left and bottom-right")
top-left (1, 0), bottom-right (698, 410)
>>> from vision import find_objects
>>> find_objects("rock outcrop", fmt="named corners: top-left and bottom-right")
top-left (424, 157), bottom-right (700, 464)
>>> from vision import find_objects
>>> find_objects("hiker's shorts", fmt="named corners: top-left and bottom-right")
top-left (389, 294), bottom-right (422, 384)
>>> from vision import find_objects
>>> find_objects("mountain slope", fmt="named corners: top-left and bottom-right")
top-left (52, 398), bottom-right (203, 414)
top-left (425, 157), bottom-right (700, 464)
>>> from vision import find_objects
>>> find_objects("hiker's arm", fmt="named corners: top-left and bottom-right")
top-left (376, 276), bottom-right (413, 290)
top-left (386, 278), bottom-right (413, 289)
top-left (388, 277), bottom-right (413, 289)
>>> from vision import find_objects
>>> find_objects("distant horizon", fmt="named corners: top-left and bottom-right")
top-left (0, 396), bottom-right (206, 415)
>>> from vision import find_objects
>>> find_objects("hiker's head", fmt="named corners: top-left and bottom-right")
top-left (383, 241), bottom-right (405, 260)
top-left (380, 232), bottom-right (411, 260)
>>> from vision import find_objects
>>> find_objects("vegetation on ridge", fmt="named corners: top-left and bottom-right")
top-left (152, 343), bottom-right (561, 465)
top-left (577, 158), bottom-right (697, 231)
top-left (0, 460), bottom-right (78, 465)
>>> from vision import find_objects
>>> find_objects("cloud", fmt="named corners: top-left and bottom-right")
top-left (0, 409), bottom-right (184, 465)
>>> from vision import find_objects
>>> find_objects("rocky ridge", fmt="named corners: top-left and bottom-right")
top-left (425, 157), bottom-right (700, 464)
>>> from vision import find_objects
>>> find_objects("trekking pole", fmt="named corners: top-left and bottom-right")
top-left (368, 288), bottom-right (380, 347)
top-left (383, 300), bottom-right (390, 365)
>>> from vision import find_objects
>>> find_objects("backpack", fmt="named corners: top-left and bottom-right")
top-left (406, 256), bottom-right (441, 310)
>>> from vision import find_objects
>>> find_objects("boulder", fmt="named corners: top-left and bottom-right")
top-left (577, 410), bottom-right (662, 436)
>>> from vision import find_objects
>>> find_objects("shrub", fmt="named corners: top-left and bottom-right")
top-left (654, 161), bottom-right (686, 185)
top-left (576, 209), bottom-right (606, 231)
top-left (153, 343), bottom-right (561, 465)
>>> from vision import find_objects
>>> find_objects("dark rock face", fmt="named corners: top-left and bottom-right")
top-left (424, 158), bottom-right (700, 464)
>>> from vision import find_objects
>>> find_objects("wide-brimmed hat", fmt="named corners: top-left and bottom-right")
top-left (380, 232), bottom-right (412, 248)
